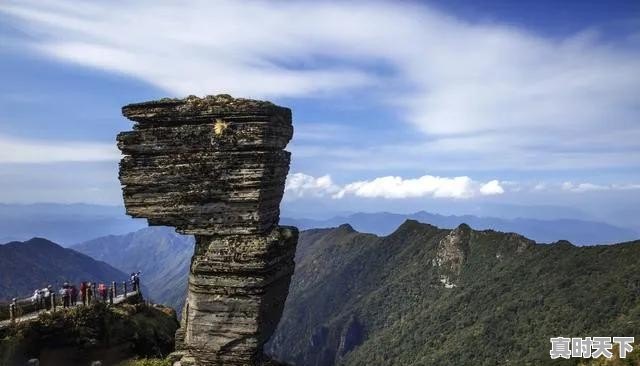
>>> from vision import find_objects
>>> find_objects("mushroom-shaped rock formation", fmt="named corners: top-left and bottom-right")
top-left (117, 95), bottom-right (298, 366)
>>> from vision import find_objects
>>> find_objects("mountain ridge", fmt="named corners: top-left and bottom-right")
top-left (282, 210), bottom-right (639, 245)
top-left (1, 202), bottom-right (635, 246)
top-left (0, 237), bottom-right (130, 300)
top-left (267, 220), bottom-right (640, 365)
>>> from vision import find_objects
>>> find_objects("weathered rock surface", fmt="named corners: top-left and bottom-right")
top-left (118, 94), bottom-right (293, 236)
top-left (434, 223), bottom-right (471, 274)
top-left (433, 223), bottom-right (471, 288)
top-left (185, 227), bottom-right (298, 365)
top-left (118, 94), bottom-right (297, 365)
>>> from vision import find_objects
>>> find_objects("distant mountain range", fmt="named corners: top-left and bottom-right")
top-left (266, 221), bottom-right (640, 365)
top-left (0, 238), bottom-right (129, 300)
top-left (60, 210), bottom-right (638, 313)
top-left (1, 203), bottom-right (636, 247)
top-left (0, 203), bottom-right (146, 246)
top-left (72, 227), bottom-right (194, 313)
top-left (282, 211), bottom-right (639, 245)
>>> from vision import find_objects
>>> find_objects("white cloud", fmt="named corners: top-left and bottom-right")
top-left (0, 1), bottom-right (377, 98)
top-left (613, 184), bottom-right (640, 190)
top-left (285, 173), bottom-right (340, 199)
top-left (286, 174), bottom-right (640, 200)
top-left (562, 182), bottom-right (608, 192)
top-left (0, 134), bottom-right (120, 163)
top-left (335, 175), bottom-right (477, 199)
top-left (533, 183), bottom-right (547, 191)
top-left (480, 180), bottom-right (505, 195)
top-left (561, 181), bottom-right (640, 193)
top-left (285, 173), bottom-right (505, 200)
top-left (0, 0), bottom-right (639, 171)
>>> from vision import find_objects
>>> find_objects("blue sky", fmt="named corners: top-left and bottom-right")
top-left (0, 0), bottom-right (639, 225)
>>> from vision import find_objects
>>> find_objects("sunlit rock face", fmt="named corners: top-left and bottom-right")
top-left (117, 94), bottom-right (298, 365)
top-left (433, 224), bottom-right (471, 289)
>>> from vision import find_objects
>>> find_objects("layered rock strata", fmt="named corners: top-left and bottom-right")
top-left (117, 95), bottom-right (298, 365)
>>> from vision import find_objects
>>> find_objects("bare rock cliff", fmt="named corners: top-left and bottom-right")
top-left (434, 223), bottom-right (471, 288)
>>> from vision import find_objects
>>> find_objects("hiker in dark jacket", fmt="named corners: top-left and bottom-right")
top-left (132, 271), bottom-right (141, 292)
top-left (80, 282), bottom-right (88, 306)
top-left (98, 283), bottom-right (108, 302)
top-left (87, 282), bottom-right (93, 305)
top-left (70, 285), bottom-right (78, 306)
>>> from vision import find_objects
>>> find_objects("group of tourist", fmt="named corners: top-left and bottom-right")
top-left (31, 282), bottom-right (107, 309)
top-left (130, 271), bottom-right (141, 292)
top-left (59, 282), bottom-right (78, 308)
top-left (29, 272), bottom-right (141, 310)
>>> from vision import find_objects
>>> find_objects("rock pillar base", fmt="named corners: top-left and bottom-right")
top-left (181, 226), bottom-right (298, 365)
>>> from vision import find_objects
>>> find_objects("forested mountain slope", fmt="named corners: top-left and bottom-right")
top-left (268, 220), bottom-right (640, 366)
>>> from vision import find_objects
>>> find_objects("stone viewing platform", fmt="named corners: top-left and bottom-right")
top-left (117, 94), bottom-right (298, 366)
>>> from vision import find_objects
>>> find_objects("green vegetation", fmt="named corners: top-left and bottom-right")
top-left (578, 343), bottom-right (640, 365)
top-left (118, 358), bottom-right (173, 366)
top-left (268, 221), bottom-right (640, 366)
top-left (0, 301), bottom-right (178, 365)
top-left (0, 298), bottom-right (41, 322)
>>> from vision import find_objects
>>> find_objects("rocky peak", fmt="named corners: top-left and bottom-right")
top-left (336, 223), bottom-right (356, 233)
top-left (433, 224), bottom-right (472, 288)
top-left (551, 239), bottom-right (574, 247)
top-left (389, 219), bottom-right (438, 238)
top-left (397, 219), bottom-right (422, 230)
